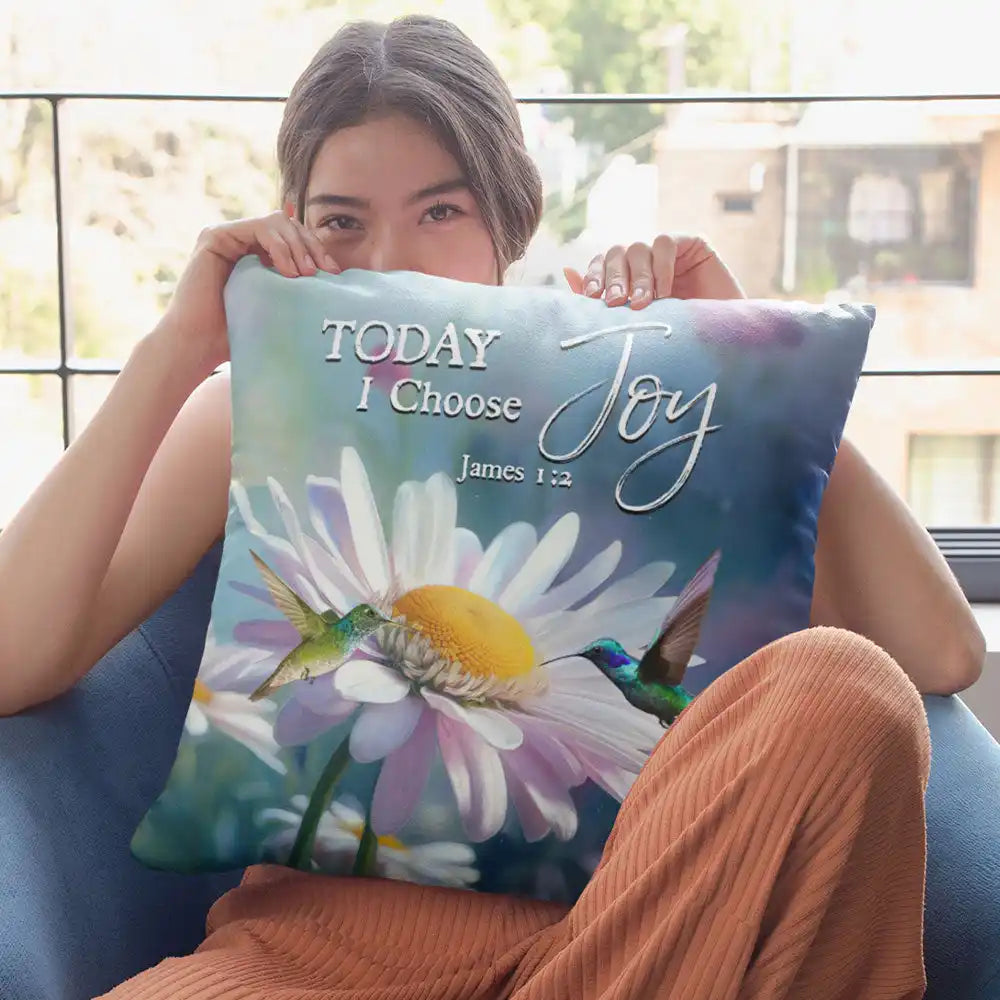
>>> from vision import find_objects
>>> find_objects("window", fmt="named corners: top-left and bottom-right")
top-left (908, 435), bottom-right (1000, 526)
top-left (719, 193), bottom-right (756, 213)
top-left (797, 146), bottom-right (976, 287)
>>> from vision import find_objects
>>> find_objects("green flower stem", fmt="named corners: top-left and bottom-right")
top-left (288, 734), bottom-right (352, 871)
top-left (350, 762), bottom-right (382, 878)
top-left (351, 817), bottom-right (378, 877)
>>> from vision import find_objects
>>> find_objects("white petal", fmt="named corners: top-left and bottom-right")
top-left (301, 535), bottom-right (365, 610)
top-left (390, 480), bottom-right (420, 592)
top-left (231, 481), bottom-right (311, 588)
top-left (230, 480), bottom-right (271, 538)
top-left (452, 528), bottom-right (484, 588)
top-left (534, 598), bottom-right (671, 662)
top-left (582, 560), bottom-right (677, 614)
top-left (208, 701), bottom-right (287, 774)
top-left (524, 695), bottom-right (658, 769)
top-left (273, 694), bottom-right (353, 747)
top-left (371, 709), bottom-right (437, 835)
top-left (266, 478), bottom-right (347, 612)
top-left (498, 513), bottom-right (580, 615)
top-left (525, 540), bottom-right (622, 618)
top-left (576, 747), bottom-right (641, 801)
top-left (341, 447), bottom-right (391, 596)
top-left (258, 807), bottom-right (302, 826)
top-left (503, 745), bottom-right (578, 842)
top-left (205, 646), bottom-right (277, 692)
top-left (407, 841), bottom-right (477, 864)
top-left (436, 714), bottom-right (507, 842)
top-left (508, 713), bottom-right (586, 786)
top-left (421, 472), bottom-right (458, 585)
top-left (305, 476), bottom-right (366, 588)
top-left (185, 703), bottom-right (208, 736)
top-left (334, 659), bottom-right (411, 703)
top-left (468, 522), bottom-right (537, 599)
top-left (349, 698), bottom-right (424, 763)
top-left (421, 689), bottom-right (523, 750)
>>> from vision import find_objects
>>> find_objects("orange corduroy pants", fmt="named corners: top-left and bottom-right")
top-left (101, 627), bottom-right (931, 1000)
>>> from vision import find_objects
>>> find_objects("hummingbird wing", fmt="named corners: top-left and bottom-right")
top-left (249, 550), bottom-right (329, 641)
top-left (637, 550), bottom-right (721, 687)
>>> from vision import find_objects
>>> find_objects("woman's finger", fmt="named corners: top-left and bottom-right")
top-left (256, 228), bottom-right (300, 278)
top-left (563, 267), bottom-right (585, 295)
top-left (273, 218), bottom-right (318, 275)
top-left (583, 254), bottom-right (605, 297)
top-left (625, 242), bottom-right (654, 310)
top-left (290, 217), bottom-right (340, 273)
top-left (602, 245), bottom-right (628, 306)
top-left (651, 234), bottom-right (677, 299)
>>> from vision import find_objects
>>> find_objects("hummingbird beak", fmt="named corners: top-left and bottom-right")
top-left (538, 654), bottom-right (570, 667)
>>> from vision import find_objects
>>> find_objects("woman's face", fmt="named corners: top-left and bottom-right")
top-left (298, 112), bottom-right (500, 285)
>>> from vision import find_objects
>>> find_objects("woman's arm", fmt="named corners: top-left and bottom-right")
top-left (811, 437), bottom-right (986, 695)
top-left (0, 212), bottom-right (334, 717)
top-left (0, 332), bottom-right (231, 716)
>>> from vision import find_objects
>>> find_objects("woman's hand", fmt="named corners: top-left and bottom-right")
top-left (158, 211), bottom-right (339, 378)
top-left (564, 235), bottom-right (745, 308)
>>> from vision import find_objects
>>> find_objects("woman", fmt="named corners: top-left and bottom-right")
top-left (0, 14), bottom-right (985, 1000)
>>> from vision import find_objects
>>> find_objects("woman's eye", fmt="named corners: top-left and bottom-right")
top-left (423, 202), bottom-right (461, 223)
top-left (322, 215), bottom-right (361, 231)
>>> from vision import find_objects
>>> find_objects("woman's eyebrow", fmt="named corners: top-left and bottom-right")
top-left (306, 179), bottom-right (468, 211)
top-left (306, 193), bottom-right (368, 209)
top-left (405, 178), bottom-right (469, 204)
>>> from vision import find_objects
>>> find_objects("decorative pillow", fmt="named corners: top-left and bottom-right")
top-left (131, 257), bottom-right (872, 902)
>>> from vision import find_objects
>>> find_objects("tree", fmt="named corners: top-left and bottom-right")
top-left (490, 0), bottom-right (783, 160)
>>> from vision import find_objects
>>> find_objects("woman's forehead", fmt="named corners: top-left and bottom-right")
top-left (306, 114), bottom-right (463, 203)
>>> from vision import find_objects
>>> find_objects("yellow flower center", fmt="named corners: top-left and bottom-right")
top-left (347, 821), bottom-right (405, 851)
top-left (192, 679), bottom-right (214, 705)
top-left (393, 585), bottom-right (535, 680)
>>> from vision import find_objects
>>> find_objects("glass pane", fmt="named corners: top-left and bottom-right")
top-left (0, 98), bottom-right (60, 364)
top-left (908, 435), bottom-right (991, 526)
top-left (517, 97), bottom-right (1000, 376)
top-left (60, 99), bottom-right (283, 365)
top-left (70, 373), bottom-right (118, 441)
top-left (0, 375), bottom-right (64, 528)
top-left (845, 375), bottom-right (1000, 528)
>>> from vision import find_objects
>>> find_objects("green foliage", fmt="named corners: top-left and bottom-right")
top-left (490, 0), bottom-right (756, 159)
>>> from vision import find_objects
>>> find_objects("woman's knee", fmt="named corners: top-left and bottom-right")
top-left (756, 626), bottom-right (930, 779)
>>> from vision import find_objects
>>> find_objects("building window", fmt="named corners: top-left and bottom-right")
top-left (908, 434), bottom-right (999, 526)
top-left (719, 193), bottom-right (755, 213)
top-left (797, 146), bottom-right (976, 290)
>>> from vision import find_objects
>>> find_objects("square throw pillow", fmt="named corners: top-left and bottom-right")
top-left (131, 257), bottom-right (872, 902)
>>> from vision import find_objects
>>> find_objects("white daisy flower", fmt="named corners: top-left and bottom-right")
top-left (231, 447), bottom-right (678, 843)
top-left (260, 794), bottom-right (479, 888)
top-left (186, 628), bottom-right (287, 775)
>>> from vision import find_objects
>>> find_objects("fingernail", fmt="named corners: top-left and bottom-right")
top-left (584, 280), bottom-right (600, 296)
top-left (632, 285), bottom-right (649, 300)
top-left (304, 254), bottom-right (316, 271)
top-left (608, 283), bottom-right (624, 301)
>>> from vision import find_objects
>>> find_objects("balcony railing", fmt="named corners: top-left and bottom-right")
top-left (1, 89), bottom-right (998, 598)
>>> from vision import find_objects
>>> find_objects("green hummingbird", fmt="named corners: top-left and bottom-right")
top-left (566, 550), bottom-right (721, 728)
top-left (247, 550), bottom-right (403, 702)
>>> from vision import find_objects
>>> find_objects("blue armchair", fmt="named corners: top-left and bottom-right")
top-left (2, 544), bottom-right (998, 999)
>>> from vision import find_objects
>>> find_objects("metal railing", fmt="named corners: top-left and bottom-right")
top-left (1, 89), bottom-right (998, 593)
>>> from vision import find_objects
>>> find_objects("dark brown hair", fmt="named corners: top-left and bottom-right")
top-left (277, 15), bottom-right (543, 275)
